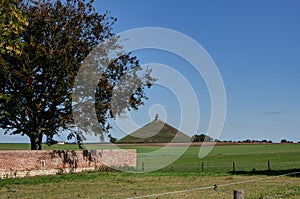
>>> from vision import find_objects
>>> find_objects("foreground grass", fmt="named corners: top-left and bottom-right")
top-left (1, 171), bottom-right (300, 199)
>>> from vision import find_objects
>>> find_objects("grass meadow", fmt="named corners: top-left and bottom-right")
top-left (1, 143), bottom-right (300, 198)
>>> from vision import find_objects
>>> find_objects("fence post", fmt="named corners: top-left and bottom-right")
top-left (268, 160), bottom-right (270, 171)
top-left (142, 162), bottom-right (144, 172)
top-left (201, 162), bottom-right (204, 172)
top-left (171, 164), bottom-right (174, 172)
top-left (232, 161), bottom-right (235, 172)
top-left (234, 190), bottom-right (244, 199)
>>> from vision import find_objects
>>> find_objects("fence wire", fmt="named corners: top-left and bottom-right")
top-left (127, 171), bottom-right (300, 199)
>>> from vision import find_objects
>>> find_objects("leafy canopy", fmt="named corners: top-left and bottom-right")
top-left (0, 0), bottom-right (28, 55)
top-left (0, 0), bottom-right (154, 149)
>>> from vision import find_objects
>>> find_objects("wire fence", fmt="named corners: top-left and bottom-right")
top-left (122, 146), bottom-right (300, 198)
top-left (127, 171), bottom-right (300, 199)
top-left (134, 159), bottom-right (300, 174)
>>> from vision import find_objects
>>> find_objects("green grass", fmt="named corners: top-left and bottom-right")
top-left (1, 143), bottom-right (300, 198)
top-left (1, 171), bottom-right (300, 198)
top-left (0, 143), bottom-right (32, 150)
top-left (118, 144), bottom-right (300, 174)
top-left (0, 143), bottom-right (81, 150)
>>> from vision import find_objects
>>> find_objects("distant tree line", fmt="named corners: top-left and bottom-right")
top-left (46, 134), bottom-right (298, 145)
top-left (280, 139), bottom-right (295, 144)
top-left (223, 139), bottom-right (273, 144)
top-left (191, 134), bottom-right (298, 144)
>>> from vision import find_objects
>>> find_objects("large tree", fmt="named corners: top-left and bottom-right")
top-left (0, 0), bottom-right (154, 150)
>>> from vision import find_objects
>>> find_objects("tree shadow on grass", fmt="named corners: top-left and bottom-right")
top-left (229, 169), bottom-right (300, 177)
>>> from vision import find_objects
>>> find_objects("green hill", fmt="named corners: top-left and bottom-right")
top-left (118, 119), bottom-right (191, 143)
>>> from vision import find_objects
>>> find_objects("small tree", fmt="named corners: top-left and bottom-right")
top-left (108, 134), bottom-right (118, 144)
top-left (0, 0), bottom-right (154, 149)
top-left (191, 134), bottom-right (213, 142)
top-left (281, 139), bottom-right (287, 143)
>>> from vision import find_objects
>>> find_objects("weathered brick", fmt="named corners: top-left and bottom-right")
top-left (0, 149), bottom-right (136, 178)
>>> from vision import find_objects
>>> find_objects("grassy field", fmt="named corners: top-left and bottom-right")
top-left (1, 143), bottom-right (300, 198)
top-left (124, 144), bottom-right (300, 173)
top-left (2, 143), bottom-right (300, 173)
top-left (1, 169), bottom-right (300, 198)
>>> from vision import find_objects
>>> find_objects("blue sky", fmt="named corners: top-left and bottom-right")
top-left (95, 0), bottom-right (300, 142)
top-left (1, 0), bottom-right (300, 143)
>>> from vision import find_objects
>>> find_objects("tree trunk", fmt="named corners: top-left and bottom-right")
top-left (29, 133), bottom-right (43, 150)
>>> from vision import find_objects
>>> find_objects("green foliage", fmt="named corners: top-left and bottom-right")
top-left (0, 0), bottom-right (28, 55)
top-left (191, 134), bottom-right (213, 142)
top-left (0, 0), bottom-right (154, 150)
top-left (56, 168), bottom-right (64, 175)
top-left (95, 165), bottom-right (118, 172)
top-left (108, 134), bottom-right (118, 143)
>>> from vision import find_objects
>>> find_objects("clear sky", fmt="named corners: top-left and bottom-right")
top-left (96, 0), bottom-right (300, 142)
top-left (1, 0), bottom-right (300, 143)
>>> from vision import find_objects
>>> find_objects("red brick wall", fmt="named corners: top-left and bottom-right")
top-left (0, 149), bottom-right (136, 175)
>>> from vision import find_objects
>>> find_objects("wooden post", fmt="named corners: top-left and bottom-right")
top-left (142, 162), bottom-right (144, 172)
top-left (234, 190), bottom-right (244, 199)
top-left (171, 164), bottom-right (174, 172)
top-left (232, 161), bottom-right (235, 172)
top-left (268, 160), bottom-right (270, 171)
top-left (201, 162), bottom-right (204, 172)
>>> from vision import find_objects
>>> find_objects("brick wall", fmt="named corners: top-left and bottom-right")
top-left (0, 149), bottom-right (136, 178)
